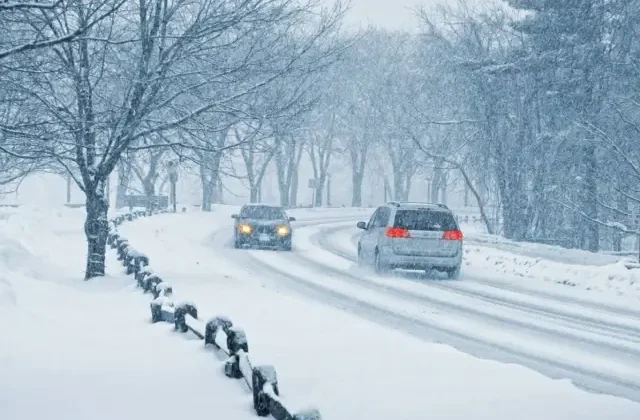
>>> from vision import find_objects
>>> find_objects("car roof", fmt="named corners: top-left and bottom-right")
top-left (242, 203), bottom-right (282, 208)
top-left (385, 202), bottom-right (451, 212)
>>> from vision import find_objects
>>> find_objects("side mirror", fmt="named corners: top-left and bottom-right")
top-left (231, 214), bottom-right (239, 219)
top-left (357, 221), bottom-right (367, 230)
top-left (289, 216), bottom-right (296, 222)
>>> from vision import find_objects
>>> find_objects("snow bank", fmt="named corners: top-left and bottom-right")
top-left (465, 229), bottom-right (626, 266)
top-left (462, 243), bottom-right (640, 299)
top-left (0, 207), bottom-right (257, 420)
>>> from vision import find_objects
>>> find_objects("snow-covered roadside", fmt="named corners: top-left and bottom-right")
top-left (463, 242), bottom-right (640, 299)
top-left (0, 207), bottom-right (256, 420)
top-left (119, 211), bottom-right (640, 419)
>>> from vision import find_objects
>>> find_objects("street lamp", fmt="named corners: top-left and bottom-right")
top-left (167, 160), bottom-right (178, 213)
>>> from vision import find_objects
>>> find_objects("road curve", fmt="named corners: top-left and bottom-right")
top-left (216, 219), bottom-right (640, 403)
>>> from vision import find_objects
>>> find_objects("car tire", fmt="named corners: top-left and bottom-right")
top-left (234, 237), bottom-right (242, 249)
top-left (282, 241), bottom-right (292, 251)
top-left (374, 249), bottom-right (388, 274)
top-left (447, 266), bottom-right (461, 280)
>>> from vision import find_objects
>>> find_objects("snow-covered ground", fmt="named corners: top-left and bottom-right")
top-left (2, 205), bottom-right (640, 419)
top-left (115, 205), bottom-right (640, 418)
top-left (0, 207), bottom-right (257, 420)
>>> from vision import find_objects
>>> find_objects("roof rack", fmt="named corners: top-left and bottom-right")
top-left (386, 201), bottom-right (450, 210)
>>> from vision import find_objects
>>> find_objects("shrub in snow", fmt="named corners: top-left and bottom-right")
top-left (173, 302), bottom-right (197, 333)
top-left (133, 255), bottom-right (149, 277)
top-left (143, 275), bottom-right (162, 293)
top-left (136, 267), bottom-right (152, 288)
top-left (152, 282), bottom-right (172, 299)
top-left (226, 327), bottom-right (248, 355)
top-left (224, 356), bottom-right (242, 379)
top-left (252, 365), bottom-right (279, 417)
top-left (150, 300), bottom-right (163, 323)
top-left (205, 316), bottom-right (233, 347)
top-left (115, 238), bottom-right (129, 260)
top-left (108, 233), bottom-right (119, 249)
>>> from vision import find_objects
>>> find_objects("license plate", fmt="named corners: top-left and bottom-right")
top-left (259, 233), bottom-right (271, 242)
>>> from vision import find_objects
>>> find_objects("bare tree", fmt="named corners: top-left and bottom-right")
top-left (0, 0), bottom-right (125, 60)
top-left (1, 0), bottom-right (348, 279)
top-left (307, 112), bottom-right (335, 206)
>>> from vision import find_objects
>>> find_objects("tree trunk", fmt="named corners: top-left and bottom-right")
top-left (84, 186), bottom-right (109, 280)
top-left (457, 164), bottom-right (494, 235)
top-left (217, 181), bottom-right (224, 204)
top-left (199, 149), bottom-right (223, 211)
top-left (116, 161), bottom-right (131, 209)
top-left (314, 176), bottom-right (326, 207)
top-left (143, 180), bottom-right (155, 210)
top-left (250, 185), bottom-right (259, 203)
top-left (290, 169), bottom-right (299, 207)
top-left (352, 171), bottom-right (363, 207)
top-left (66, 174), bottom-right (72, 203)
top-left (464, 183), bottom-right (469, 207)
top-left (201, 182), bottom-right (213, 211)
top-left (584, 141), bottom-right (599, 251)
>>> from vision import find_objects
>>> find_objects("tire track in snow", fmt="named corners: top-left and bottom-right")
top-left (299, 227), bottom-right (640, 362)
top-left (237, 240), bottom-right (640, 403)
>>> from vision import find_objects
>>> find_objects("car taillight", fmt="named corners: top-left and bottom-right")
top-left (442, 230), bottom-right (463, 241)
top-left (386, 227), bottom-right (410, 238)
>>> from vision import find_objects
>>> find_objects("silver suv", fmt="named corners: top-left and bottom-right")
top-left (356, 202), bottom-right (463, 279)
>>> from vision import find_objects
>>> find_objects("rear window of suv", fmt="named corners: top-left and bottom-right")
top-left (393, 209), bottom-right (457, 231)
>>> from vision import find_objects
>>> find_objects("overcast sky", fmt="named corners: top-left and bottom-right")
top-left (337, 0), bottom-right (505, 31)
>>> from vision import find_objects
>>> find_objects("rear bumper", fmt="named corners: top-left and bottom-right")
top-left (379, 246), bottom-right (461, 270)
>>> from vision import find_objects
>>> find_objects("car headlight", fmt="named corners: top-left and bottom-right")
top-left (238, 223), bottom-right (252, 234)
top-left (276, 225), bottom-right (290, 237)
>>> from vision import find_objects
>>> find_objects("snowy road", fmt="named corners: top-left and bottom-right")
top-left (118, 208), bottom-right (640, 418)
top-left (232, 220), bottom-right (640, 403)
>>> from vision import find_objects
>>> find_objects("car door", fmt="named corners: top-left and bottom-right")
top-left (371, 207), bottom-right (391, 251)
top-left (359, 208), bottom-right (380, 260)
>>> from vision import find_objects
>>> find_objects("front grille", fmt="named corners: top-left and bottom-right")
top-left (253, 225), bottom-right (275, 234)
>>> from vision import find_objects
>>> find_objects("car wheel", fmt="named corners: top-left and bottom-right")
top-left (234, 237), bottom-right (242, 249)
top-left (447, 266), bottom-right (461, 280)
top-left (374, 249), bottom-right (388, 274)
top-left (282, 241), bottom-right (292, 251)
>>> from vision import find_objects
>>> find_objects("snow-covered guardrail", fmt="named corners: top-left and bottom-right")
top-left (108, 210), bottom-right (321, 420)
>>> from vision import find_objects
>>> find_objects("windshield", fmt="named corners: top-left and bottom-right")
top-left (393, 209), bottom-right (458, 231)
top-left (240, 206), bottom-right (286, 220)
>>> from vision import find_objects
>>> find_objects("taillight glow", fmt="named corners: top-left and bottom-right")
top-left (386, 227), bottom-right (410, 238)
top-left (442, 230), bottom-right (463, 241)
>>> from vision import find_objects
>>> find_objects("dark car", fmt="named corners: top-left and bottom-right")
top-left (231, 204), bottom-right (295, 251)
